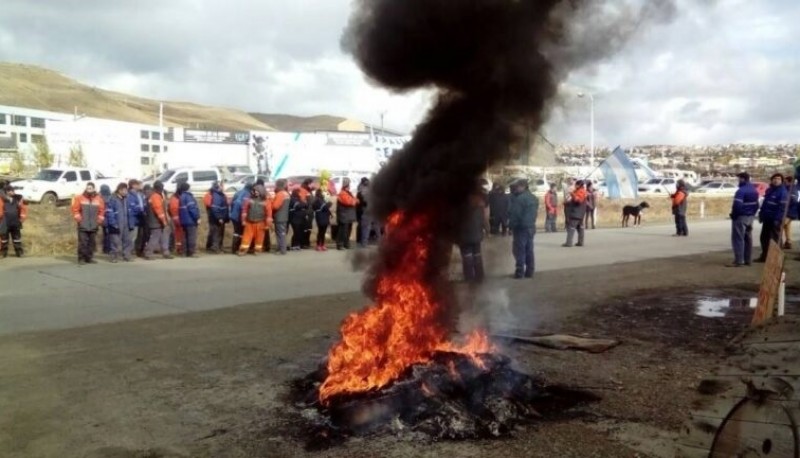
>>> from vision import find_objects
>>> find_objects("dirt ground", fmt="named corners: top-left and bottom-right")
top-left (1, 250), bottom-right (796, 458)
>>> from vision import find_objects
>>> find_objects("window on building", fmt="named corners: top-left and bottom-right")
top-left (164, 132), bottom-right (173, 142)
top-left (80, 171), bottom-right (91, 181)
top-left (64, 171), bottom-right (78, 182)
top-left (31, 134), bottom-right (44, 144)
top-left (152, 145), bottom-right (161, 153)
top-left (192, 170), bottom-right (217, 183)
top-left (141, 157), bottom-right (151, 165)
top-left (141, 144), bottom-right (150, 152)
top-left (30, 117), bottom-right (45, 128)
top-left (140, 130), bottom-right (150, 139)
top-left (174, 172), bottom-right (188, 182)
top-left (151, 131), bottom-right (161, 141)
top-left (164, 146), bottom-right (168, 152)
top-left (12, 115), bottom-right (27, 127)
top-left (0, 114), bottom-right (6, 125)
top-left (19, 133), bottom-right (28, 143)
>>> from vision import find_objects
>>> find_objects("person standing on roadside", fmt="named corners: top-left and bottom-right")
top-left (205, 181), bottom-right (228, 253)
top-left (178, 182), bottom-right (200, 257)
top-left (544, 183), bottom-right (558, 233)
top-left (229, 183), bottom-right (253, 254)
top-left (272, 179), bottom-right (290, 255)
top-left (105, 183), bottom-right (134, 263)
top-left (145, 181), bottom-right (173, 260)
top-left (289, 188), bottom-right (308, 251)
top-left (312, 188), bottom-right (333, 251)
top-left (299, 178), bottom-right (314, 249)
top-left (508, 179), bottom-right (538, 279)
top-left (584, 181), bottom-right (597, 230)
top-left (238, 184), bottom-right (272, 256)
top-left (128, 180), bottom-right (147, 257)
top-left (168, 185), bottom-right (184, 255)
top-left (358, 178), bottom-right (381, 247)
top-left (728, 172), bottom-right (760, 268)
top-left (71, 182), bottom-right (105, 265)
top-left (458, 182), bottom-right (490, 283)
top-left (99, 184), bottom-right (113, 255)
top-left (562, 178), bottom-right (575, 231)
top-left (0, 185), bottom-right (28, 258)
top-left (336, 178), bottom-right (358, 250)
top-left (671, 180), bottom-right (689, 237)
top-left (488, 183), bottom-right (510, 236)
top-left (563, 180), bottom-right (587, 247)
top-left (756, 173), bottom-right (788, 262)
top-left (782, 176), bottom-right (796, 249)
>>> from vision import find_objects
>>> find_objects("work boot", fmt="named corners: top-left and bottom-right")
top-left (163, 254), bottom-right (174, 260)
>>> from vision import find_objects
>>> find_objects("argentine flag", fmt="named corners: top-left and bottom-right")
top-left (600, 146), bottom-right (639, 200)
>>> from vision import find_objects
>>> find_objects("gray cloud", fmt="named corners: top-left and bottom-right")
top-left (0, 0), bottom-right (798, 144)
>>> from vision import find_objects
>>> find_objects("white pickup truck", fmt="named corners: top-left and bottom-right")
top-left (14, 167), bottom-right (119, 205)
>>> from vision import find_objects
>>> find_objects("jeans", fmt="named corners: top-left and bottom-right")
top-left (545, 213), bottom-right (557, 232)
top-left (512, 228), bottom-right (535, 277)
top-left (274, 221), bottom-right (288, 254)
top-left (759, 219), bottom-right (780, 259)
top-left (731, 216), bottom-right (754, 265)
top-left (674, 214), bottom-right (688, 236)
top-left (183, 225), bottom-right (198, 256)
top-left (459, 242), bottom-right (485, 283)
top-left (146, 226), bottom-right (171, 257)
top-left (565, 218), bottom-right (584, 246)
top-left (77, 230), bottom-right (97, 261)
top-left (109, 227), bottom-right (133, 261)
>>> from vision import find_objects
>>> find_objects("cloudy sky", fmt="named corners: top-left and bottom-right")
top-left (1, 0), bottom-right (797, 146)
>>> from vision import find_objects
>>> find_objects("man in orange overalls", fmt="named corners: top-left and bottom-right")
top-left (238, 185), bottom-right (272, 256)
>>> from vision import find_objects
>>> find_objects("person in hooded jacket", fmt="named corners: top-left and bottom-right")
top-left (508, 179), bottom-right (539, 278)
top-left (756, 173), bottom-right (788, 262)
top-left (336, 178), bottom-right (359, 250)
top-left (99, 184), bottom-right (112, 255)
top-left (105, 182), bottom-right (134, 263)
top-left (177, 182), bottom-right (200, 257)
top-left (488, 183), bottom-right (510, 236)
top-left (71, 182), bottom-right (106, 264)
top-left (238, 184), bottom-right (272, 255)
top-left (229, 183), bottom-right (253, 254)
top-left (145, 181), bottom-right (173, 260)
top-left (168, 185), bottom-right (184, 255)
top-left (204, 182), bottom-right (229, 253)
top-left (312, 188), bottom-right (333, 251)
top-left (272, 179), bottom-right (290, 255)
top-left (0, 184), bottom-right (28, 258)
top-left (289, 188), bottom-right (309, 251)
top-left (671, 180), bottom-right (689, 237)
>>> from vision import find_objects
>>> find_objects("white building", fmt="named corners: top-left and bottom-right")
top-left (0, 105), bottom-right (73, 173)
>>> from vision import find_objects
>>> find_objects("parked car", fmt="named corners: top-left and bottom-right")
top-left (638, 178), bottom-right (677, 195)
top-left (146, 167), bottom-right (225, 196)
top-left (14, 167), bottom-right (118, 205)
top-left (225, 174), bottom-right (270, 193)
top-left (693, 181), bottom-right (737, 196)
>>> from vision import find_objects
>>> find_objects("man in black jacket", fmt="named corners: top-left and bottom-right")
top-left (488, 183), bottom-right (510, 236)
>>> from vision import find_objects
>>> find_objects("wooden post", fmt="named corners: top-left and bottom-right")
top-left (751, 240), bottom-right (784, 325)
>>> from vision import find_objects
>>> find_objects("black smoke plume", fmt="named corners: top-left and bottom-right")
top-left (343, 0), bottom-right (673, 304)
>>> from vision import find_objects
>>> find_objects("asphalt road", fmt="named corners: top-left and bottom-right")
top-left (0, 220), bottom-right (735, 336)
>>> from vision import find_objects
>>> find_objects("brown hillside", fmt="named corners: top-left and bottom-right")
top-left (0, 63), bottom-right (275, 131)
top-left (249, 113), bottom-right (349, 132)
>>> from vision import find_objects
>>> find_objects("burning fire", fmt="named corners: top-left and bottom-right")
top-left (319, 212), bottom-right (493, 404)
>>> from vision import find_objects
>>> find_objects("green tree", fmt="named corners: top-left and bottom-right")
top-left (32, 136), bottom-right (54, 169)
top-left (9, 149), bottom-right (26, 175)
top-left (67, 142), bottom-right (87, 167)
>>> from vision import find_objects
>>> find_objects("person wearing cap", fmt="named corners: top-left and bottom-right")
top-left (238, 184), bottom-right (272, 255)
top-left (508, 178), bottom-right (538, 279)
top-left (563, 180), bottom-right (587, 247)
top-left (544, 183), bottom-right (558, 233)
top-left (0, 184), bottom-right (28, 258)
top-left (336, 178), bottom-right (359, 250)
top-left (104, 182), bottom-right (134, 263)
top-left (145, 180), bottom-right (173, 260)
top-left (728, 172), bottom-right (760, 267)
top-left (756, 173), bottom-right (788, 262)
top-left (671, 180), bottom-right (689, 237)
top-left (71, 182), bottom-right (106, 264)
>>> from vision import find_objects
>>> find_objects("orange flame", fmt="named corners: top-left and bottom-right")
top-left (319, 212), bottom-right (494, 404)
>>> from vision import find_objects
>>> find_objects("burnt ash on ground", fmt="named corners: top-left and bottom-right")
top-left (288, 352), bottom-right (599, 450)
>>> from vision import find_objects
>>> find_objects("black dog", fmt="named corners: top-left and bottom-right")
top-left (622, 202), bottom-right (650, 227)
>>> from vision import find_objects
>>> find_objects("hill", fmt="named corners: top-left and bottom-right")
top-left (0, 63), bottom-right (275, 131)
top-left (249, 113), bottom-right (348, 132)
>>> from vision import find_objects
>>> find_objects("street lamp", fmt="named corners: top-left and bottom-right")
top-left (578, 92), bottom-right (595, 168)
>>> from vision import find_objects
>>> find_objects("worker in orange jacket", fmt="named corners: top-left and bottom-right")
top-left (335, 178), bottom-right (359, 250)
top-left (0, 184), bottom-right (28, 258)
top-left (671, 180), bottom-right (689, 236)
top-left (563, 180), bottom-right (588, 247)
top-left (238, 184), bottom-right (272, 255)
top-left (145, 181), bottom-right (173, 260)
top-left (168, 191), bottom-right (184, 254)
top-left (272, 179), bottom-right (291, 254)
top-left (71, 182), bottom-right (106, 264)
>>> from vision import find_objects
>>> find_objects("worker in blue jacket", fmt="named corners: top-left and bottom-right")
top-left (177, 182), bottom-right (200, 257)
top-left (728, 172), bottom-right (760, 267)
top-left (756, 173), bottom-right (788, 262)
top-left (104, 183), bottom-right (133, 263)
top-left (229, 183), bottom-right (253, 254)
